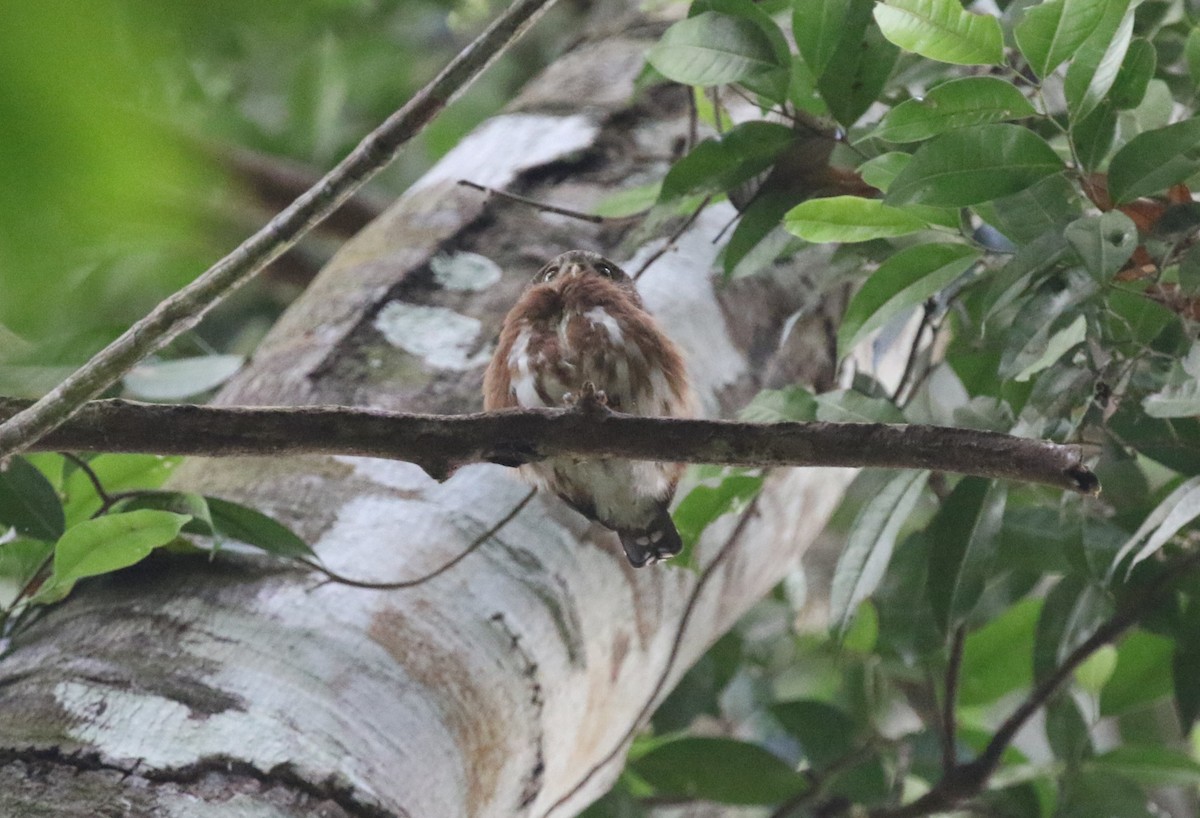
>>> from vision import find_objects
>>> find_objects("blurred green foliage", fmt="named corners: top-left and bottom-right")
top-left (0, 0), bottom-right (562, 369)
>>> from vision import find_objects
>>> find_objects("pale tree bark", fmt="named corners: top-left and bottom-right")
top-left (0, 14), bottom-right (868, 818)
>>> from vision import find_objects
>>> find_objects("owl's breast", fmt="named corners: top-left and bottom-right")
top-left (505, 302), bottom-right (675, 415)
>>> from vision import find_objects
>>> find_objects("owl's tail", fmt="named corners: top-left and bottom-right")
top-left (618, 506), bottom-right (683, 568)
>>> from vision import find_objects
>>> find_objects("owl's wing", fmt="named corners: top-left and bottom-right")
top-left (483, 321), bottom-right (518, 410)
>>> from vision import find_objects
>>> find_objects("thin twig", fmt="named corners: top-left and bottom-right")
top-left (941, 625), bottom-right (966, 776)
top-left (0, 0), bottom-right (559, 460)
top-left (544, 492), bottom-right (763, 817)
top-left (300, 488), bottom-right (535, 590)
top-left (633, 194), bottom-right (713, 280)
top-left (893, 299), bottom-right (936, 405)
top-left (457, 180), bottom-right (607, 223)
top-left (686, 86), bottom-right (698, 152)
top-left (59, 452), bottom-right (111, 506)
top-left (0, 398), bottom-right (1102, 495)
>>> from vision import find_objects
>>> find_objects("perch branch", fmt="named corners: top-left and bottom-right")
top-left (0, 0), bottom-right (558, 460)
top-left (0, 399), bottom-right (1099, 494)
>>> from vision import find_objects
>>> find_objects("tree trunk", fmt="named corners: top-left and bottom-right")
top-left (0, 16), bottom-right (857, 818)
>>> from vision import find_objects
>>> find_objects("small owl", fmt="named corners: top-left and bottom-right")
top-left (483, 250), bottom-right (695, 567)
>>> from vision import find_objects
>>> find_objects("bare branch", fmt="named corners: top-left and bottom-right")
top-left (0, 398), bottom-right (1099, 494)
top-left (457, 180), bottom-right (609, 222)
top-left (0, 0), bottom-right (559, 460)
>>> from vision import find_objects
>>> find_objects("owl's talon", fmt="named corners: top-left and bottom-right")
top-left (567, 381), bottom-right (608, 415)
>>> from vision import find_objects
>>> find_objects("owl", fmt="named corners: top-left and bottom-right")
top-left (483, 250), bottom-right (695, 567)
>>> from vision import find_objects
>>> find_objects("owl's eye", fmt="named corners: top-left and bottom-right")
top-left (596, 263), bottom-right (614, 278)
top-left (541, 266), bottom-right (560, 282)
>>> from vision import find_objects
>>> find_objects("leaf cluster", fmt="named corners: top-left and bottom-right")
top-left (0, 452), bottom-right (312, 641)
top-left (594, 0), bottom-right (1200, 815)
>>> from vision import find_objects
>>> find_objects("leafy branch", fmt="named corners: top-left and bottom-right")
top-left (867, 550), bottom-right (1200, 818)
top-left (0, 398), bottom-right (1099, 494)
top-left (0, 0), bottom-right (559, 461)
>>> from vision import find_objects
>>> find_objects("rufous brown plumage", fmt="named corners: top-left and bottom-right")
top-left (483, 250), bottom-right (695, 566)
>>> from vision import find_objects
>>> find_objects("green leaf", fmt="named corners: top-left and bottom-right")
top-left (1100, 630), bottom-right (1175, 715)
top-left (631, 737), bottom-right (809, 805)
top-left (784, 196), bottom-right (928, 243)
top-left (1182, 245), bottom-right (1200, 296)
top-left (652, 632), bottom-right (741, 732)
top-left (998, 269), bottom-right (1097, 380)
top-left (874, 77), bottom-right (1037, 144)
top-left (838, 243), bottom-right (979, 358)
top-left (740, 386), bottom-right (818, 422)
top-left (1110, 476), bottom-right (1200, 574)
top-left (694, 0), bottom-right (792, 67)
top-left (842, 599), bottom-right (879, 652)
top-left (647, 12), bottom-right (782, 86)
top-left (1086, 746), bottom-right (1200, 787)
top-left (62, 453), bottom-right (180, 526)
top-left (818, 0), bottom-right (900, 125)
top-left (1187, 27), bottom-right (1200, 91)
top-left (0, 455), bottom-right (65, 541)
top-left (1072, 103), bottom-right (1117, 172)
top-left (1074, 644), bottom-right (1117, 694)
top-left (978, 174), bottom-right (1081, 245)
top-left (1057, 770), bottom-right (1153, 818)
top-left (691, 0), bottom-right (790, 103)
top-left (1109, 38), bottom-right (1155, 110)
top-left (0, 537), bottom-right (53, 607)
top-left (1013, 314), bottom-right (1087, 382)
top-left (112, 491), bottom-right (214, 537)
top-left (1063, 211), bottom-right (1137, 281)
top-left (793, 0), bottom-right (852, 75)
top-left (856, 152), bottom-right (911, 192)
top-left (1173, 598), bottom-right (1200, 730)
top-left (51, 510), bottom-right (190, 588)
top-left (205, 497), bottom-right (315, 558)
top-left (1108, 410), bottom-right (1200, 476)
top-left (1063, 0), bottom-right (1134, 121)
top-left (723, 192), bottom-right (798, 277)
top-left (829, 470), bottom-right (929, 634)
top-left (873, 0), bottom-right (1003, 65)
top-left (673, 472), bottom-right (764, 550)
top-left (984, 235), bottom-right (1070, 322)
top-left (660, 122), bottom-right (795, 200)
top-left (958, 597), bottom-right (1040, 705)
top-left (123, 354), bottom-right (243, 401)
top-left (1107, 117), bottom-right (1200, 203)
top-left (1034, 576), bottom-right (1112, 682)
top-left (591, 181), bottom-right (661, 218)
top-left (771, 700), bottom-right (857, 765)
top-left (887, 125), bottom-right (1063, 207)
top-left (1014, 0), bottom-right (1110, 79)
top-left (1045, 696), bottom-right (1093, 764)
top-left (1143, 342), bottom-right (1200, 418)
top-left (926, 478), bottom-right (1008, 632)
top-left (814, 390), bottom-right (906, 423)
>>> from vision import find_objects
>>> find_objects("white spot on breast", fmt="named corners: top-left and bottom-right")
top-left (584, 307), bottom-right (624, 347)
top-left (557, 314), bottom-right (572, 356)
top-left (508, 328), bottom-right (544, 408)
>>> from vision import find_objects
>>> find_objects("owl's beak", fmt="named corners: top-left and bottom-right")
top-left (564, 262), bottom-right (585, 278)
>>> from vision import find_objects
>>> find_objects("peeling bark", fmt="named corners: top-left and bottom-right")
top-left (0, 16), bottom-right (862, 818)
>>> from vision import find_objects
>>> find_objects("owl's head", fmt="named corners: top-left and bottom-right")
top-left (533, 250), bottom-right (641, 303)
